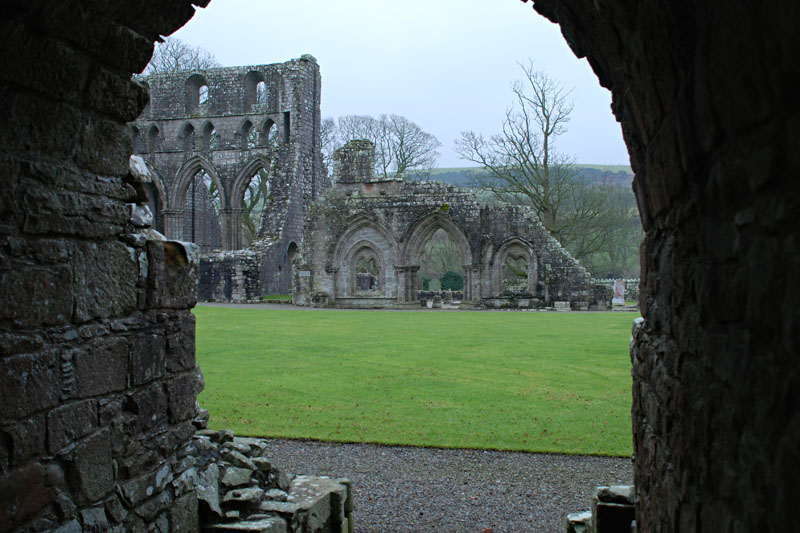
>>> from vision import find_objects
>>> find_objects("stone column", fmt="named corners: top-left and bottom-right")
top-left (463, 264), bottom-right (482, 302)
top-left (221, 208), bottom-right (244, 250)
top-left (164, 208), bottom-right (184, 241)
top-left (394, 265), bottom-right (420, 303)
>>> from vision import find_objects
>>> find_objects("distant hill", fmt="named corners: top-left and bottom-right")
top-left (406, 165), bottom-right (634, 188)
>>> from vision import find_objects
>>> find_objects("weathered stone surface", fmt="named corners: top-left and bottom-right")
top-left (65, 429), bottom-right (113, 504)
top-left (166, 371), bottom-right (202, 423)
top-left (169, 491), bottom-right (199, 532)
top-left (125, 382), bottom-right (168, 432)
top-left (74, 337), bottom-right (128, 398)
top-left (203, 517), bottom-right (288, 532)
top-left (251, 457), bottom-right (272, 472)
top-left (0, 2), bottom-right (206, 532)
top-left (129, 333), bottom-right (166, 386)
top-left (52, 519), bottom-right (82, 533)
top-left (222, 466), bottom-right (254, 487)
top-left (0, 350), bottom-right (60, 419)
top-left (196, 464), bottom-right (223, 517)
top-left (146, 240), bottom-right (198, 309)
top-left (596, 484), bottom-right (633, 504)
top-left (222, 449), bottom-right (257, 471)
top-left (566, 510), bottom-right (592, 533)
top-left (104, 494), bottom-right (127, 524)
top-left (133, 490), bottom-right (172, 521)
top-left (165, 313), bottom-right (196, 372)
top-left (47, 400), bottom-right (97, 454)
top-left (0, 462), bottom-right (57, 530)
top-left (264, 489), bottom-right (288, 502)
top-left (5, 415), bottom-right (46, 466)
top-left (80, 505), bottom-right (109, 531)
top-left (72, 241), bottom-right (138, 322)
top-left (223, 487), bottom-right (265, 507)
top-left (0, 261), bottom-right (73, 327)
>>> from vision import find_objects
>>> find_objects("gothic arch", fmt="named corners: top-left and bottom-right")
top-left (230, 156), bottom-right (271, 209)
top-left (261, 118), bottom-right (278, 147)
top-left (400, 212), bottom-right (472, 266)
top-left (170, 155), bottom-right (226, 210)
top-left (200, 121), bottom-right (217, 151)
top-left (332, 215), bottom-right (399, 299)
top-left (490, 237), bottom-right (539, 296)
top-left (343, 240), bottom-right (387, 296)
top-left (332, 214), bottom-right (399, 267)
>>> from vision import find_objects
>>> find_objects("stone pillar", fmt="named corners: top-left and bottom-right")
top-left (394, 265), bottom-right (420, 303)
top-left (463, 264), bottom-right (482, 302)
top-left (325, 266), bottom-right (339, 304)
top-left (165, 208), bottom-right (185, 241)
top-left (221, 208), bottom-right (244, 251)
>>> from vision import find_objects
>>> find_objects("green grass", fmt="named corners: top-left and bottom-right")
top-left (195, 307), bottom-right (634, 456)
top-left (261, 294), bottom-right (292, 302)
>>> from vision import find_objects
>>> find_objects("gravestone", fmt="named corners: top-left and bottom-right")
top-left (429, 278), bottom-right (442, 291)
top-left (612, 279), bottom-right (625, 305)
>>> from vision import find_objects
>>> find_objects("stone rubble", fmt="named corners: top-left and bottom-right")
top-left (181, 429), bottom-right (353, 533)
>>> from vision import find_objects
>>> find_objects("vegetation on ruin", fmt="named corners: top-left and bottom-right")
top-left (195, 306), bottom-right (634, 456)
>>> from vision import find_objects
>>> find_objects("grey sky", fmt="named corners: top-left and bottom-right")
top-left (171, 0), bottom-right (630, 168)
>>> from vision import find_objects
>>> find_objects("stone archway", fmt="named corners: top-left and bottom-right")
top-left (400, 213), bottom-right (474, 301)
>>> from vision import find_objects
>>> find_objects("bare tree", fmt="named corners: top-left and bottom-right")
top-left (141, 37), bottom-right (220, 75)
top-left (326, 114), bottom-right (441, 179)
top-left (455, 62), bottom-right (614, 262)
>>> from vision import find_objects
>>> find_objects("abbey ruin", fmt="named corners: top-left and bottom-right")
top-left (1, 0), bottom-right (797, 532)
top-left (131, 57), bottom-right (326, 297)
top-left (295, 140), bottom-right (592, 309)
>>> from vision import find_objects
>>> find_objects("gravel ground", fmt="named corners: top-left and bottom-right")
top-left (262, 439), bottom-right (632, 533)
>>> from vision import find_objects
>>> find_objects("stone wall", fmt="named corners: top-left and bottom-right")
top-left (198, 250), bottom-right (262, 303)
top-left (132, 57), bottom-right (326, 295)
top-left (295, 141), bottom-right (591, 309)
top-left (529, 0), bottom-right (800, 530)
top-left (0, 2), bottom-right (209, 530)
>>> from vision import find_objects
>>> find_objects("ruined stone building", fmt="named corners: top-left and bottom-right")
top-left (1, 0), bottom-right (797, 532)
top-left (295, 141), bottom-right (591, 309)
top-left (131, 58), bottom-right (326, 295)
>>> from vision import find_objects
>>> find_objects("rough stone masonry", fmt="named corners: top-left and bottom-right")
top-left (131, 58), bottom-right (327, 297)
top-left (295, 140), bottom-right (593, 309)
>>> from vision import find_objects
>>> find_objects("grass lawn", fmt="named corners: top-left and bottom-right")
top-left (260, 294), bottom-right (292, 302)
top-left (194, 307), bottom-right (634, 456)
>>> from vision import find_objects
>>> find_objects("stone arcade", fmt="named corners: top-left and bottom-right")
top-left (131, 58), bottom-right (326, 298)
top-left (1, 1), bottom-right (797, 532)
top-left (295, 141), bottom-right (592, 309)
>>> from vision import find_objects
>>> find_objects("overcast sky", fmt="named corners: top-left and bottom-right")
top-left (171, 0), bottom-right (630, 168)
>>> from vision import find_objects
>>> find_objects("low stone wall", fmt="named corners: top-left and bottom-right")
top-left (591, 279), bottom-right (640, 305)
top-left (198, 250), bottom-right (262, 303)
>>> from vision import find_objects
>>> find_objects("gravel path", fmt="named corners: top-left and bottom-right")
top-left (262, 439), bottom-right (632, 533)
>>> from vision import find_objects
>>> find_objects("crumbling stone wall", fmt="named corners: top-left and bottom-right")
top-left (295, 141), bottom-right (591, 308)
top-left (0, 2), bottom-right (209, 531)
top-left (132, 58), bottom-right (326, 295)
top-left (530, 0), bottom-right (800, 530)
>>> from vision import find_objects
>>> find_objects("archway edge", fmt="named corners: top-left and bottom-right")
top-left (332, 213), bottom-right (399, 267)
top-left (230, 155), bottom-right (271, 210)
top-left (171, 155), bottom-right (226, 209)
top-left (399, 211), bottom-right (472, 266)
